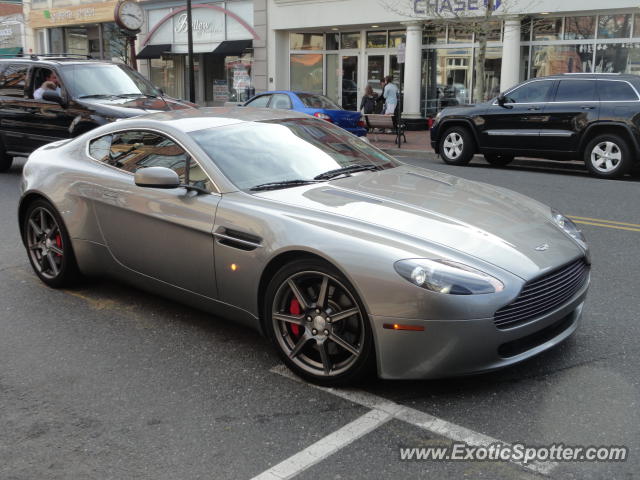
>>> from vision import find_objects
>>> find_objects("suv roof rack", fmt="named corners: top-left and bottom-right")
top-left (0, 53), bottom-right (94, 60)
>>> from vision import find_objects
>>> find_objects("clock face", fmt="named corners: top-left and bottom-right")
top-left (117, 1), bottom-right (144, 31)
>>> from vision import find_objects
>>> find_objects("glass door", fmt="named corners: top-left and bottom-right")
top-left (366, 55), bottom-right (385, 97)
top-left (341, 55), bottom-right (358, 110)
top-left (326, 53), bottom-right (339, 105)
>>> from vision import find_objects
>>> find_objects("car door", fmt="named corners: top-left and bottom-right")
top-left (541, 79), bottom-right (599, 152)
top-left (88, 129), bottom-right (220, 298)
top-left (481, 79), bottom-right (555, 150)
top-left (0, 62), bottom-right (30, 154)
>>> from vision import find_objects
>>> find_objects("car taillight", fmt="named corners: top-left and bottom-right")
top-left (313, 112), bottom-right (333, 122)
top-left (358, 116), bottom-right (366, 128)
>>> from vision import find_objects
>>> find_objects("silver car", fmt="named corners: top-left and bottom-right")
top-left (18, 108), bottom-right (590, 385)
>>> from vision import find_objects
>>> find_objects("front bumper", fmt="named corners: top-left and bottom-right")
top-left (371, 277), bottom-right (588, 380)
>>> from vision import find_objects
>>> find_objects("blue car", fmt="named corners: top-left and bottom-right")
top-left (243, 91), bottom-right (367, 137)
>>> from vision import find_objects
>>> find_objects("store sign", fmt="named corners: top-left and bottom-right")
top-left (28, 0), bottom-right (119, 29)
top-left (414, 0), bottom-right (501, 14)
top-left (174, 14), bottom-right (221, 34)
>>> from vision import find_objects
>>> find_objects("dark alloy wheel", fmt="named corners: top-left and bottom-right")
top-left (439, 126), bottom-right (475, 166)
top-left (484, 153), bottom-right (514, 167)
top-left (265, 260), bottom-right (375, 386)
top-left (584, 134), bottom-right (632, 179)
top-left (23, 199), bottom-right (81, 288)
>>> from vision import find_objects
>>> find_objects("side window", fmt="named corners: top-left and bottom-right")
top-left (0, 64), bottom-right (28, 97)
top-left (246, 95), bottom-right (271, 107)
top-left (555, 80), bottom-right (597, 102)
top-left (598, 81), bottom-right (638, 101)
top-left (505, 81), bottom-right (554, 104)
top-left (270, 93), bottom-right (292, 110)
top-left (94, 130), bottom-right (213, 192)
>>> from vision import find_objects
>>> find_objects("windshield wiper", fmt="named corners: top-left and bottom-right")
top-left (77, 94), bottom-right (117, 99)
top-left (250, 179), bottom-right (322, 191)
top-left (116, 93), bottom-right (158, 99)
top-left (313, 164), bottom-right (381, 180)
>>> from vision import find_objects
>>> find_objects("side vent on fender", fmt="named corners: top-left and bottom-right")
top-left (213, 228), bottom-right (262, 251)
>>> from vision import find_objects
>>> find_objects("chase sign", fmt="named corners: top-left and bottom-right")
top-left (414, 0), bottom-right (502, 14)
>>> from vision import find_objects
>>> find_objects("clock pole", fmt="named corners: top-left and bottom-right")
top-left (186, 0), bottom-right (195, 103)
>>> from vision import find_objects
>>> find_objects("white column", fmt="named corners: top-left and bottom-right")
top-left (402, 21), bottom-right (423, 118)
top-left (500, 18), bottom-right (522, 93)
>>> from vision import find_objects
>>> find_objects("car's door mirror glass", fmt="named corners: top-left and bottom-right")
top-left (42, 90), bottom-right (65, 106)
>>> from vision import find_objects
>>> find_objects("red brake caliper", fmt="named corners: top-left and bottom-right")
top-left (55, 234), bottom-right (62, 256)
top-left (289, 298), bottom-right (301, 337)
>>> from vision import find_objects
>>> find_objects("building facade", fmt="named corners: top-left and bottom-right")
top-left (136, 0), bottom-right (259, 105)
top-left (264, 0), bottom-right (640, 124)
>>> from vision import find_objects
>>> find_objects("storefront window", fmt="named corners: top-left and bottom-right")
top-left (533, 18), bottom-right (563, 41)
top-left (521, 46), bottom-right (530, 81)
top-left (325, 53), bottom-right (339, 104)
top-left (423, 48), bottom-right (472, 115)
top-left (150, 55), bottom-right (184, 99)
top-left (635, 15), bottom-right (640, 38)
top-left (597, 15), bottom-right (631, 39)
top-left (564, 16), bottom-right (596, 40)
top-left (448, 27), bottom-right (473, 44)
top-left (424, 24), bottom-right (446, 44)
top-left (477, 47), bottom-right (501, 101)
top-left (290, 54), bottom-right (323, 93)
top-left (367, 31), bottom-right (387, 48)
top-left (485, 21), bottom-right (502, 42)
top-left (594, 44), bottom-right (640, 74)
top-left (102, 23), bottom-right (127, 62)
top-left (290, 33), bottom-right (324, 50)
top-left (531, 44), bottom-right (593, 77)
top-left (326, 33), bottom-right (339, 50)
top-left (389, 31), bottom-right (406, 48)
top-left (520, 19), bottom-right (532, 42)
top-left (49, 28), bottom-right (64, 55)
top-left (226, 53), bottom-right (253, 103)
top-left (340, 32), bottom-right (360, 50)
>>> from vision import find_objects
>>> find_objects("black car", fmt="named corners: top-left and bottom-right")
top-left (0, 55), bottom-right (195, 172)
top-left (431, 73), bottom-right (640, 179)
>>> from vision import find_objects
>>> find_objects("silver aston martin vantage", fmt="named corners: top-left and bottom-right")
top-left (18, 108), bottom-right (590, 385)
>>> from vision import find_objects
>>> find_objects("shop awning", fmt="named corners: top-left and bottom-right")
top-left (0, 47), bottom-right (23, 58)
top-left (137, 44), bottom-right (172, 59)
top-left (212, 40), bottom-right (252, 56)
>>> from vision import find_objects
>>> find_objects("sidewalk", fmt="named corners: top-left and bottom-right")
top-left (367, 129), bottom-right (432, 155)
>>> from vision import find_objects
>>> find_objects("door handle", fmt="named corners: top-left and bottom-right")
top-left (581, 106), bottom-right (595, 110)
top-left (527, 107), bottom-right (541, 111)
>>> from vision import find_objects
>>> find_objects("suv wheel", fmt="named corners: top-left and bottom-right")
top-left (0, 145), bottom-right (13, 173)
top-left (484, 153), bottom-right (514, 167)
top-left (439, 127), bottom-right (475, 166)
top-left (584, 134), bottom-right (632, 179)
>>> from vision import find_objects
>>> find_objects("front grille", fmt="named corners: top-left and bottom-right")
top-left (497, 313), bottom-right (575, 358)
top-left (494, 257), bottom-right (589, 330)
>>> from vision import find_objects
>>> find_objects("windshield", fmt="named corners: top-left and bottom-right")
top-left (61, 63), bottom-right (161, 98)
top-left (189, 118), bottom-right (398, 190)
top-left (297, 93), bottom-right (341, 110)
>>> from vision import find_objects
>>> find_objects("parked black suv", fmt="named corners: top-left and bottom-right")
top-left (431, 73), bottom-right (640, 179)
top-left (0, 55), bottom-right (195, 172)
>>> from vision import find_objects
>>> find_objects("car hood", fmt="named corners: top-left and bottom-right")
top-left (254, 165), bottom-right (584, 280)
top-left (75, 95), bottom-right (196, 117)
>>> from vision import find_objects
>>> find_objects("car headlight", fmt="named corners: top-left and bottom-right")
top-left (394, 258), bottom-right (504, 295)
top-left (551, 209), bottom-right (587, 248)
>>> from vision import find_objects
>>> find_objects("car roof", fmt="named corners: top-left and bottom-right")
top-left (0, 57), bottom-right (120, 67)
top-left (536, 73), bottom-right (640, 81)
top-left (116, 107), bottom-right (311, 133)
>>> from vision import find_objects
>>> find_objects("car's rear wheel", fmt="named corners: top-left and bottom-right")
top-left (484, 153), bottom-right (514, 167)
top-left (584, 134), bottom-right (632, 179)
top-left (439, 127), bottom-right (475, 166)
top-left (23, 199), bottom-right (81, 288)
top-left (264, 259), bottom-right (375, 386)
top-left (0, 144), bottom-right (13, 173)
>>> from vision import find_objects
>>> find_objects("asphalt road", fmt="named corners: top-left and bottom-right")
top-left (1, 154), bottom-right (639, 480)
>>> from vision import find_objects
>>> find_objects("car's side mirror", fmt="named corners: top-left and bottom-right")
top-left (134, 167), bottom-right (180, 189)
top-left (497, 94), bottom-right (506, 106)
top-left (42, 90), bottom-right (66, 107)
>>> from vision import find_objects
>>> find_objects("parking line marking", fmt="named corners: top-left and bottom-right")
top-left (269, 365), bottom-right (557, 476)
top-left (251, 408), bottom-right (393, 480)
top-left (569, 220), bottom-right (640, 233)
top-left (568, 215), bottom-right (640, 228)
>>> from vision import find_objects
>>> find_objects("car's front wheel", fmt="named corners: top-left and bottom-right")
top-left (264, 259), bottom-right (375, 386)
top-left (0, 145), bottom-right (13, 173)
top-left (439, 127), bottom-right (475, 165)
top-left (584, 134), bottom-right (632, 179)
top-left (23, 199), bottom-right (81, 288)
top-left (484, 153), bottom-right (514, 167)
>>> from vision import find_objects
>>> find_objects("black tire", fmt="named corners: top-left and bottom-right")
top-left (264, 259), bottom-right (375, 386)
top-left (23, 199), bottom-right (82, 288)
top-left (584, 134), bottom-right (632, 179)
top-left (439, 126), bottom-right (476, 166)
top-left (484, 153), bottom-right (514, 167)
top-left (0, 146), bottom-right (13, 173)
